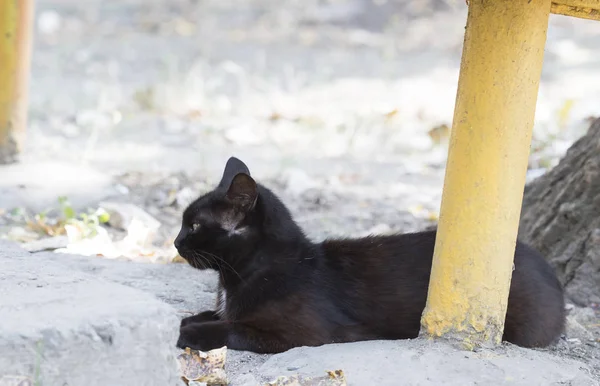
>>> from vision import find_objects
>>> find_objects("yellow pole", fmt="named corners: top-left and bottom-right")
top-left (0, 0), bottom-right (34, 164)
top-left (14, 0), bottom-right (34, 156)
top-left (420, 0), bottom-right (551, 348)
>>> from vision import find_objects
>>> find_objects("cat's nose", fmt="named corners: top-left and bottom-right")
top-left (174, 230), bottom-right (185, 249)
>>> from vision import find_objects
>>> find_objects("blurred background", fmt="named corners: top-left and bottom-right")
top-left (1, 0), bottom-right (600, 262)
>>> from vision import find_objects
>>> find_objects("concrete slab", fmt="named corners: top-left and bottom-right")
top-left (1, 240), bottom-right (598, 386)
top-left (0, 241), bottom-right (181, 386)
top-left (251, 340), bottom-right (599, 386)
top-left (38, 249), bottom-right (219, 315)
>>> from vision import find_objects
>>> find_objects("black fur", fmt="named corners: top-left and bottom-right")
top-left (174, 157), bottom-right (565, 354)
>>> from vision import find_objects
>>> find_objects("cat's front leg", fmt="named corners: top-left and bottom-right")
top-left (180, 310), bottom-right (220, 328)
top-left (177, 321), bottom-right (230, 351)
top-left (177, 322), bottom-right (290, 353)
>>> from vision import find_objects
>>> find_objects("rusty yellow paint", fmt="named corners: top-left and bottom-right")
top-left (0, 0), bottom-right (19, 163)
top-left (420, 0), bottom-right (551, 348)
top-left (0, 0), bottom-right (33, 164)
top-left (551, 1), bottom-right (600, 21)
top-left (13, 0), bottom-right (34, 157)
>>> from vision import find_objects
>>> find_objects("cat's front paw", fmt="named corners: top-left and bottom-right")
top-left (180, 310), bottom-right (219, 328)
top-left (177, 322), bottom-right (228, 351)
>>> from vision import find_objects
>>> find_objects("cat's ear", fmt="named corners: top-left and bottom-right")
top-left (218, 157), bottom-right (251, 189)
top-left (226, 173), bottom-right (258, 210)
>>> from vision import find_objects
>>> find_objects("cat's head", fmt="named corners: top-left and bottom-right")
top-left (174, 157), bottom-right (302, 271)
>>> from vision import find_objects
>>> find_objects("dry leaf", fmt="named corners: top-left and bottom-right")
top-left (269, 112), bottom-right (283, 122)
top-left (383, 109), bottom-right (398, 120)
top-left (178, 346), bottom-right (228, 385)
top-left (427, 124), bottom-right (450, 145)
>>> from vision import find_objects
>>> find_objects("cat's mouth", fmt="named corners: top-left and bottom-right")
top-left (187, 258), bottom-right (209, 270)
top-left (177, 249), bottom-right (213, 270)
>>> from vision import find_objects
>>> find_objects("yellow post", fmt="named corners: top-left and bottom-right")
top-left (0, 0), bottom-right (34, 164)
top-left (420, 0), bottom-right (551, 348)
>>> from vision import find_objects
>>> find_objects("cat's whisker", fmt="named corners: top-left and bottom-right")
top-left (186, 248), bottom-right (243, 283)
top-left (189, 250), bottom-right (211, 270)
top-left (201, 250), bottom-right (244, 283)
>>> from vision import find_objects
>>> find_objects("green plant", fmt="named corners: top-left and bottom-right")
top-left (23, 197), bottom-right (110, 239)
top-left (34, 339), bottom-right (43, 386)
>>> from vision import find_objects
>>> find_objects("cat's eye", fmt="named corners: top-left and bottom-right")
top-left (191, 223), bottom-right (201, 231)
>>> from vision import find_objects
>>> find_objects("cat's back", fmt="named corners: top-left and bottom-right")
top-left (321, 230), bottom-right (436, 277)
top-left (322, 233), bottom-right (434, 304)
top-left (319, 231), bottom-right (436, 338)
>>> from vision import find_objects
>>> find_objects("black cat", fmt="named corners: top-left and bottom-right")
top-left (174, 157), bottom-right (565, 354)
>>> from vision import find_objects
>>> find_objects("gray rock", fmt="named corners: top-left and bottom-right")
top-left (569, 306), bottom-right (599, 326)
top-left (520, 118), bottom-right (600, 305)
top-left (0, 240), bottom-right (182, 386)
top-left (231, 373), bottom-right (260, 386)
top-left (38, 250), bottom-right (218, 314)
top-left (21, 236), bottom-right (69, 252)
top-left (566, 315), bottom-right (596, 342)
top-left (100, 201), bottom-right (161, 233)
